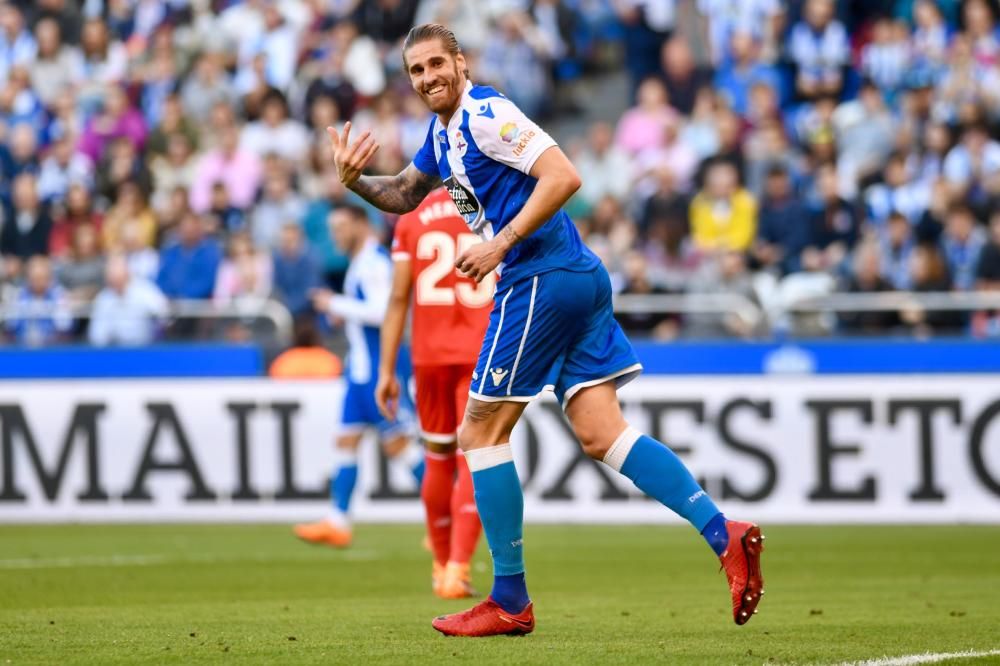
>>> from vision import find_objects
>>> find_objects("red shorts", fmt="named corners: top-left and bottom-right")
top-left (412, 363), bottom-right (476, 443)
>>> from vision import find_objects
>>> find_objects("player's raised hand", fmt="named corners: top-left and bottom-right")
top-left (327, 121), bottom-right (380, 188)
top-left (375, 371), bottom-right (400, 420)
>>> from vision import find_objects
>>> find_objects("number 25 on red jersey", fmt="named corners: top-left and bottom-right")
top-left (415, 231), bottom-right (495, 308)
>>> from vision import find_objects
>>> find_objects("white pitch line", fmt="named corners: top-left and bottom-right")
top-left (836, 649), bottom-right (1000, 666)
top-left (0, 554), bottom-right (170, 569)
top-left (0, 550), bottom-right (380, 570)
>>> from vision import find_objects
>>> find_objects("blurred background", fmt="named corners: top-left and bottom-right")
top-left (3, 0), bottom-right (1000, 352)
top-left (0, 0), bottom-right (998, 524)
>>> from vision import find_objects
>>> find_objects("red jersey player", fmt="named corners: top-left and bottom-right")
top-left (376, 187), bottom-right (495, 599)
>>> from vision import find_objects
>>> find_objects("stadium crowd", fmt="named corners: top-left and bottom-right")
top-left (2, 0), bottom-right (1000, 347)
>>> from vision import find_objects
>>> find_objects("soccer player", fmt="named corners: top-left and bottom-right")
top-left (294, 205), bottom-right (425, 548)
top-left (375, 187), bottom-right (493, 599)
top-left (325, 24), bottom-right (766, 636)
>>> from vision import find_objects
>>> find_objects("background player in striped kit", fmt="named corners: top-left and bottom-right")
top-left (294, 205), bottom-right (424, 548)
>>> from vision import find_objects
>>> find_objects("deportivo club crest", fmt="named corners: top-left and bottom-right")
top-left (453, 129), bottom-right (468, 157)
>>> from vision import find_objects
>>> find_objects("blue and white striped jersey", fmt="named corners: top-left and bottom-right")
top-left (328, 236), bottom-right (391, 384)
top-left (411, 82), bottom-right (598, 286)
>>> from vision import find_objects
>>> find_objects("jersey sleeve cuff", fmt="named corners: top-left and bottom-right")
top-left (521, 136), bottom-right (558, 174)
top-left (411, 158), bottom-right (438, 177)
top-left (391, 251), bottom-right (411, 261)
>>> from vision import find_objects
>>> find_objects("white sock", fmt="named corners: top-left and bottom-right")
top-left (464, 443), bottom-right (514, 471)
top-left (602, 426), bottom-right (641, 472)
top-left (397, 441), bottom-right (425, 470)
top-left (326, 508), bottom-right (350, 529)
top-left (333, 446), bottom-right (359, 471)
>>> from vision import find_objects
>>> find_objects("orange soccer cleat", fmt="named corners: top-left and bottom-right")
top-left (293, 520), bottom-right (352, 548)
top-left (432, 598), bottom-right (534, 637)
top-left (432, 561), bottom-right (446, 596)
top-left (437, 561), bottom-right (478, 599)
top-left (719, 520), bottom-right (765, 625)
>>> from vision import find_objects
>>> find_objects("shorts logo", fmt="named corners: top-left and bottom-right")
top-left (472, 370), bottom-right (479, 381)
top-left (499, 122), bottom-right (520, 143)
top-left (489, 367), bottom-right (509, 387)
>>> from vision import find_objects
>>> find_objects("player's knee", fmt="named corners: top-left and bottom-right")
top-left (381, 434), bottom-right (408, 458)
top-left (457, 401), bottom-right (498, 451)
top-left (456, 422), bottom-right (486, 452)
top-left (582, 441), bottom-right (611, 460)
top-left (574, 424), bottom-right (613, 460)
top-left (335, 434), bottom-right (362, 452)
top-left (571, 416), bottom-right (629, 460)
top-left (457, 415), bottom-right (511, 452)
top-left (564, 382), bottom-right (629, 461)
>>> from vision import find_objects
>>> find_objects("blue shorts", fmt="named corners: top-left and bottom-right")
top-left (470, 265), bottom-right (642, 406)
top-left (341, 378), bottom-right (414, 438)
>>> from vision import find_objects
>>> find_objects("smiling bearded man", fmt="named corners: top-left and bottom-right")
top-left (323, 23), bottom-right (766, 637)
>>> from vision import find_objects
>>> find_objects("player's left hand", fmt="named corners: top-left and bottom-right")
top-left (375, 372), bottom-right (400, 420)
top-left (455, 239), bottom-right (505, 283)
top-left (309, 288), bottom-right (334, 313)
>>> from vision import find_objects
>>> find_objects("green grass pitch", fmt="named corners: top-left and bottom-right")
top-left (1, 524), bottom-right (998, 665)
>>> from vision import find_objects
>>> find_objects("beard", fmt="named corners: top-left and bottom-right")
top-left (420, 64), bottom-right (463, 114)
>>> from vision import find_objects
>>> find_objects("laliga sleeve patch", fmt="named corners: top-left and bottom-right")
top-left (470, 97), bottom-right (555, 174)
top-left (499, 122), bottom-right (538, 158)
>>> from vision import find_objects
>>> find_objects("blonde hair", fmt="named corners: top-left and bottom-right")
top-left (402, 23), bottom-right (469, 77)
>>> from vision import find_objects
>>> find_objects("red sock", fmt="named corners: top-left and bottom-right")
top-left (449, 452), bottom-right (482, 564)
top-left (422, 451), bottom-right (456, 566)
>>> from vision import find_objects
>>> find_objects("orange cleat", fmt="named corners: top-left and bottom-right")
top-left (437, 562), bottom-right (478, 599)
top-left (432, 561), bottom-right (446, 596)
top-left (719, 520), bottom-right (765, 625)
top-left (432, 598), bottom-right (534, 637)
top-left (293, 520), bottom-right (352, 548)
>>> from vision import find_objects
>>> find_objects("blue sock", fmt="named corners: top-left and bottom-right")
top-left (331, 463), bottom-right (358, 514)
top-left (701, 512), bottom-right (729, 556)
top-left (492, 573), bottom-right (529, 614)
top-left (607, 428), bottom-right (721, 532)
top-left (466, 444), bottom-right (530, 614)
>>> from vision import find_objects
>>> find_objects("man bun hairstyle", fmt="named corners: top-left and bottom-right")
top-left (402, 23), bottom-right (469, 77)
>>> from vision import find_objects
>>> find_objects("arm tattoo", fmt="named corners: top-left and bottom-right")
top-left (349, 165), bottom-right (441, 214)
top-left (499, 224), bottom-right (524, 248)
